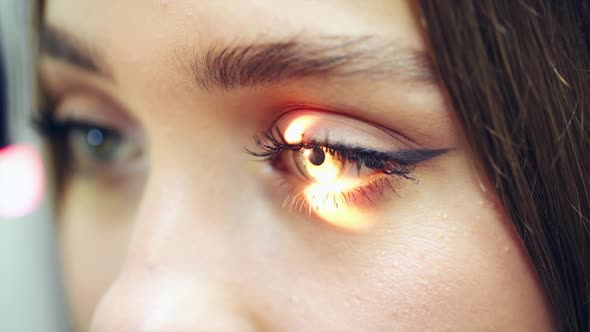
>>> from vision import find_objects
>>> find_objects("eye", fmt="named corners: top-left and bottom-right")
top-left (249, 110), bottom-right (449, 231)
top-left (294, 147), bottom-right (344, 183)
top-left (60, 121), bottom-right (142, 174)
top-left (35, 108), bottom-right (145, 178)
top-left (287, 145), bottom-right (380, 185)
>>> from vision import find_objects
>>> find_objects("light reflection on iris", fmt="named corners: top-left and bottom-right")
top-left (297, 147), bottom-right (342, 183)
top-left (283, 115), bottom-right (315, 144)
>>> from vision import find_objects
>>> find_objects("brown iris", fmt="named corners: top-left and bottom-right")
top-left (294, 147), bottom-right (344, 183)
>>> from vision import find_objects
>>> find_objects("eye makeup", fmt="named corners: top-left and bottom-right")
top-left (249, 110), bottom-right (449, 231)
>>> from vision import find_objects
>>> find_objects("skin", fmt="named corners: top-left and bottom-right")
top-left (43, 0), bottom-right (554, 331)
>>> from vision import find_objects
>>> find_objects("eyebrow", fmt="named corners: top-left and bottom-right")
top-left (190, 36), bottom-right (437, 91)
top-left (40, 25), bottom-right (437, 90)
top-left (40, 25), bottom-right (111, 79)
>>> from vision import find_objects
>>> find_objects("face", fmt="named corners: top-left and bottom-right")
top-left (41, 0), bottom-right (554, 331)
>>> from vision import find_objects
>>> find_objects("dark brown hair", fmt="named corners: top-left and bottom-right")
top-left (419, 1), bottom-right (590, 330)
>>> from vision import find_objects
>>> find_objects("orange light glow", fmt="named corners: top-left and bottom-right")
top-left (300, 148), bottom-right (341, 183)
top-left (283, 115), bottom-right (316, 144)
top-left (303, 179), bottom-right (372, 231)
top-left (283, 113), bottom-right (373, 231)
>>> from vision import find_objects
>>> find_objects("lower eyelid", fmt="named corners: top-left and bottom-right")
top-left (277, 169), bottom-right (413, 230)
top-left (253, 137), bottom-right (417, 212)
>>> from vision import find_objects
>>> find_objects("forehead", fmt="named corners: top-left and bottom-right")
top-left (43, 0), bottom-right (429, 119)
top-left (45, 0), bottom-right (424, 47)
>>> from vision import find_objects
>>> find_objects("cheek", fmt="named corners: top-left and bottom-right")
top-left (256, 168), bottom-right (553, 331)
top-left (58, 180), bottom-right (136, 331)
top-left (341, 180), bottom-right (552, 330)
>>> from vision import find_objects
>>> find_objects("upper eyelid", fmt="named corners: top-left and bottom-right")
top-left (273, 108), bottom-right (429, 151)
top-left (283, 139), bottom-right (447, 166)
top-left (53, 120), bottom-right (122, 137)
top-left (266, 111), bottom-right (449, 164)
top-left (249, 126), bottom-right (449, 169)
top-left (39, 57), bottom-right (126, 115)
top-left (33, 112), bottom-right (119, 138)
top-left (300, 144), bottom-right (449, 171)
top-left (38, 61), bottom-right (145, 135)
top-left (37, 100), bottom-right (147, 152)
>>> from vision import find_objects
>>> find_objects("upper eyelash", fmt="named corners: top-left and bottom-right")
top-left (32, 111), bottom-right (71, 137)
top-left (32, 111), bottom-right (121, 139)
top-left (246, 126), bottom-right (449, 177)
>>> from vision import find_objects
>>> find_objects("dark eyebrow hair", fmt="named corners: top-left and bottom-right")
top-left (39, 25), bottom-right (111, 79)
top-left (40, 25), bottom-right (436, 90)
top-left (189, 36), bottom-right (437, 91)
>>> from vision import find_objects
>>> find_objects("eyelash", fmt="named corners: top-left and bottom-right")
top-left (247, 126), bottom-right (446, 212)
top-left (249, 127), bottom-right (408, 175)
top-left (35, 111), bottom-right (121, 140)
top-left (33, 111), bottom-right (126, 175)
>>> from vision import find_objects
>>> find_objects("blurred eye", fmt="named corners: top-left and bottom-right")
top-left (61, 122), bottom-right (143, 175)
top-left (249, 110), bottom-right (449, 231)
top-left (35, 94), bottom-right (146, 179)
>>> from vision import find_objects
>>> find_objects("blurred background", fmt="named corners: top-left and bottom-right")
top-left (0, 0), bottom-right (69, 331)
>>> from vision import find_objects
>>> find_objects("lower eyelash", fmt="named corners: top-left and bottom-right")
top-left (247, 128), bottom-right (445, 225)
top-left (280, 175), bottom-right (413, 217)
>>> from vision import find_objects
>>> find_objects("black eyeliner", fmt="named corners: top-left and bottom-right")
top-left (313, 142), bottom-right (449, 167)
top-left (248, 127), bottom-right (450, 176)
top-left (33, 111), bottom-right (121, 140)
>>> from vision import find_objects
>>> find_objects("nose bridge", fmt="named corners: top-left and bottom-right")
top-left (128, 135), bottom-right (238, 267)
top-left (90, 142), bottom-right (258, 331)
top-left (91, 270), bottom-right (259, 332)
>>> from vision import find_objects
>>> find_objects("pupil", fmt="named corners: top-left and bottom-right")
top-left (308, 147), bottom-right (325, 166)
top-left (86, 128), bottom-right (105, 147)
